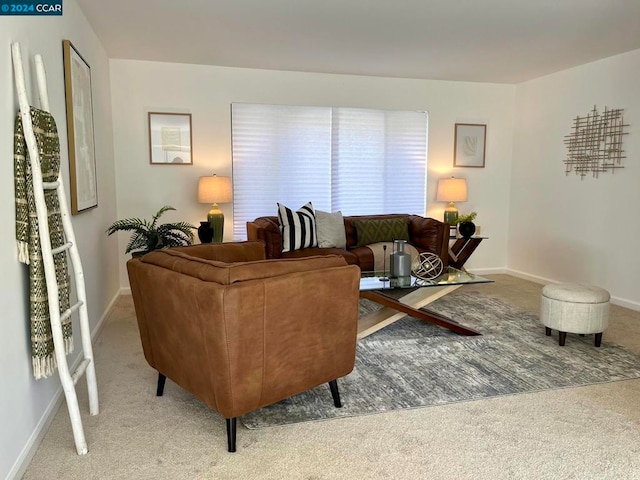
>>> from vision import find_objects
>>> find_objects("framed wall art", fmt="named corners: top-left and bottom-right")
top-left (63, 39), bottom-right (98, 214)
top-left (454, 123), bottom-right (486, 168)
top-left (148, 112), bottom-right (193, 165)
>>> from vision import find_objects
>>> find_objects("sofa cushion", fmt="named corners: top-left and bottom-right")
top-left (316, 210), bottom-right (347, 249)
top-left (353, 217), bottom-right (410, 247)
top-left (277, 202), bottom-right (318, 252)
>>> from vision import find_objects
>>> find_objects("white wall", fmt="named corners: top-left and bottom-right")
top-left (110, 60), bottom-right (516, 286)
top-left (0, 2), bottom-right (120, 478)
top-left (510, 48), bottom-right (640, 308)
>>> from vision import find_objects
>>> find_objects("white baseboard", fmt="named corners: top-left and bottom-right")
top-left (466, 267), bottom-right (507, 276)
top-left (8, 381), bottom-right (65, 480)
top-left (7, 290), bottom-right (121, 480)
top-left (608, 296), bottom-right (640, 312)
top-left (504, 268), bottom-right (556, 285)
top-left (120, 286), bottom-right (131, 296)
top-left (506, 268), bottom-right (640, 312)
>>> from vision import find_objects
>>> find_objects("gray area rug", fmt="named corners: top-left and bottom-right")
top-left (242, 292), bottom-right (640, 429)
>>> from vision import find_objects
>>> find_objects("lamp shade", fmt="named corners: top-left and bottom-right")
top-left (198, 175), bottom-right (232, 204)
top-left (436, 177), bottom-right (468, 203)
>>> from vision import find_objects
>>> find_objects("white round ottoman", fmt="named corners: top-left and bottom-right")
top-left (540, 283), bottom-right (610, 347)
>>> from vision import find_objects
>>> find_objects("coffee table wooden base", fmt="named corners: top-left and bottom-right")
top-left (358, 285), bottom-right (481, 339)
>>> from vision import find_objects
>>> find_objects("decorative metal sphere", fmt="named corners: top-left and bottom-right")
top-left (412, 252), bottom-right (444, 280)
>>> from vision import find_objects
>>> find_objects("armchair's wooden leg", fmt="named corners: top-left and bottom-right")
top-left (226, 418), bottom-right (237, 452)
top-left (328, 380), bottom-right (342, 408)
top-left (156, 373), bottom-right (166, 396)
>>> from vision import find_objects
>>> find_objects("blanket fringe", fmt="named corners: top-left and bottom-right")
top-left (33, 355), bottom-right (57, 380)
top-left (17, 241), bottom-right (29, 264)
top-left (32, 337), bottom-right (74, 379)
top-left (31, 337), bottom-right (74, 379)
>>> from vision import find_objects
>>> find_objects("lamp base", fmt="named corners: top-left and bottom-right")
top-left (207, 204), bottom-right (224, 243)
top-left (443, 203), bottom-right (459, 226)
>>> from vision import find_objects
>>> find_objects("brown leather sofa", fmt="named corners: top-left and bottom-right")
top-left (127, 241), bottom-right (360, 452)
top-left (247, 213), bottom-right (449, 271)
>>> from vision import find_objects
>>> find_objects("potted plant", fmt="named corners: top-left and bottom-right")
top-left (457, 211), bottom-right (477, 238)
top-left (106, 206), bottom-right (196, 255)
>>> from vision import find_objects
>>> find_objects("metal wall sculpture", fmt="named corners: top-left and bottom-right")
top-left (563, 105), bottom-right (628, 178)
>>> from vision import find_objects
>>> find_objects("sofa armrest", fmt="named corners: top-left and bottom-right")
top-left (409, 216), bottom-right (449, 264)
top-left (246, 217), bottom-right (282, 259)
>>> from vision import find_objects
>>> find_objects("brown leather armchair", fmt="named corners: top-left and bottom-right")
top-left (127, 241), bottom-right (360, 452)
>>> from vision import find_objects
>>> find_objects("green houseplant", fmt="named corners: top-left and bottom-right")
top-left (106, 206), bottom-right (196, 254)
top-left (457, 211), bottom-right (477, 238)
top-left (456, 212), bottom-right (477, 224)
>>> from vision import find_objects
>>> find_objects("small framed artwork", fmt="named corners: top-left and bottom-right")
top-left (454, 123), bottom-right (486, 168)
top-left (63, 40), bottom-right (98, 214)
top-left (148, 112), bottom-right (193, 165)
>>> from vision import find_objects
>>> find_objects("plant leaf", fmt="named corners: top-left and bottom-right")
top-left (151, 206), bottom-right (176, 229)
top-left (107, 206), bottom-right (196, 253)
top-left (106, 218), bottom-right (147, 235)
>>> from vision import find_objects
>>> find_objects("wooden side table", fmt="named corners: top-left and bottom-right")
top-left (448, 236), bottom-right (486, 269)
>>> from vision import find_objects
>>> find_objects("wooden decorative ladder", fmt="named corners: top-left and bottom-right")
top-left (11, 42), bottom-right (99, 455)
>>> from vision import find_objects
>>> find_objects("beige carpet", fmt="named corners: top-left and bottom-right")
top-left (22, 275), bottom-right (640, 480)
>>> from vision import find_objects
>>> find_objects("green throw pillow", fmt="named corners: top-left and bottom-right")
top-left (353, 218), bottom-right (410, 247)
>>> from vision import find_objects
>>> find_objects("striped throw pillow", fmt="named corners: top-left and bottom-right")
top-left (277, 202), bottom-right (318, 252)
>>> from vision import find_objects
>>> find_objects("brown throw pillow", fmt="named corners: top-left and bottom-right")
top-left (353, 218), bottom-right (410, 247)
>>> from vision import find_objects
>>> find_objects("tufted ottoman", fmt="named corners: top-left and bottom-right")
top-left (540, 283), bottom-right (610, 347)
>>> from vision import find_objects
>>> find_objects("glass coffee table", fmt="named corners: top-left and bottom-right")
top-left (358, 267), bottom-right (493, 339)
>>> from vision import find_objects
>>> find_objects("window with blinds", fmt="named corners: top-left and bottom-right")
top-left (231, 103), bottom-right (428, 240)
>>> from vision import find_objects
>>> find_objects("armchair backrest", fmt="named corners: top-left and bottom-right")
top-left (170, 240), bottom-right (267, 262)
top-left (127, 242), bottom-right (360, 419)
top-left (144, 248), bottom-right (345, 285)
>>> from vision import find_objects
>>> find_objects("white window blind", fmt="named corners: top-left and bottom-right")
top-left (331, 108), bottom-right (428, 215)
top-left (231, 103), bottom-right (428, 240)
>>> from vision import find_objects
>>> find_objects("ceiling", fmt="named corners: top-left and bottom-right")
top-left (76, 0), bottom-right (640, 84)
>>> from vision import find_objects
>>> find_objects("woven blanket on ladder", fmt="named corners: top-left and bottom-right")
top-left (14, 106), bottom-right (73, 379)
